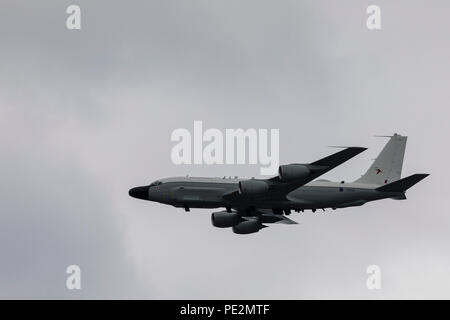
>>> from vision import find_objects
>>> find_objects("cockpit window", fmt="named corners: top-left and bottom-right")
top-left (149, 180), bottom-right (162, 187)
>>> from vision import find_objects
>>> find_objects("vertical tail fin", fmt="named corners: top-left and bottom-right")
top-left (356, 133), bottom-right (407, 185)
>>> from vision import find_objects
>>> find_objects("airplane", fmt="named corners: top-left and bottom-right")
top-left (129, 134), bottom-right (428, 234)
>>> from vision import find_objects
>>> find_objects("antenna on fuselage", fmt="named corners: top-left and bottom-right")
top-left (327, 145), bottom-right (361, 148)
top-left (374, 134), bottom-right (394, 138)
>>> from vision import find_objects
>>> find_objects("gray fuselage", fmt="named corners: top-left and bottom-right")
top-left (137, 176), bottom-right (401, 211)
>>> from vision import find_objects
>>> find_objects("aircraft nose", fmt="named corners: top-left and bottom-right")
top-left (128, 186), bottom-right (149, 200)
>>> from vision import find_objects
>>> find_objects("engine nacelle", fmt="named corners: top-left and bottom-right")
top-left (211, 211), bottom-right (241, 228)
top-left (238, 180), bottom-right (268, 195)
top-left (232, 220), bottom-right (266, 234)
top-left (278, 164), bottom-right (310, 181)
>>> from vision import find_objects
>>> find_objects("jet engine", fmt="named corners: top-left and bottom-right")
top-left (278, 164), bottom-right (310, 181)
top-left (232, 220), bottom-right (266, 234)
top-left (211, 211), bottom-right (241, 228)
top-left (238, 180), bottom-right (268, 195)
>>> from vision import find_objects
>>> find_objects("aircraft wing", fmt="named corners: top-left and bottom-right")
top-left (266, 146), bottom-right (367, 197)
top-left (223, 147), bottom-right (366, 201)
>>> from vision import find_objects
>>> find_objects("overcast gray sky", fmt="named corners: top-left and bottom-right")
top-left (0, 0), bottom-right (449, 299)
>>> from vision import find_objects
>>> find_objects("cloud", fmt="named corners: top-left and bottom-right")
top-left (0, 0), bottom-right (449, 298)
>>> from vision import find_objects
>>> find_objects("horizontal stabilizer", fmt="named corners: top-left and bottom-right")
top-left (375, 174), bottom-right (429, 192)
